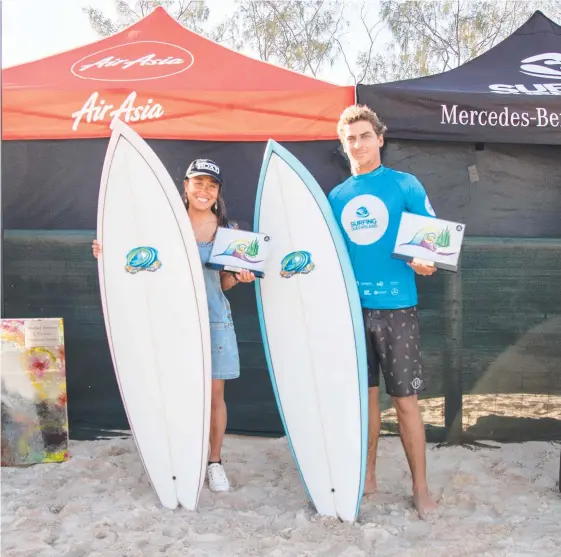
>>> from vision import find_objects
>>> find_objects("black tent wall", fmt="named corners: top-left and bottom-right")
top-left (2, 138), bottom-right (352, 231)
top-left (1, 138), bottom-right (352, 439)
top-left (381, 140), bottom-right (561, 238)
top-left (377, 138), bottom-right (561, 442)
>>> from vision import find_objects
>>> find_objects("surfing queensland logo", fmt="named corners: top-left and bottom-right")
top-left (280, 251), bottom-right (315, 278)
top-left (342, 194), bottom-right (389, 246)
top-left (218, 238), bottom-right (263, 264)
top-left (71, 41), bottom-right (195, 82)
top-left (125, 247), bottom-right (162, 274)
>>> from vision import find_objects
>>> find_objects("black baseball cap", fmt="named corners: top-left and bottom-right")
top-left (185, 159), bottom-right (223, 186)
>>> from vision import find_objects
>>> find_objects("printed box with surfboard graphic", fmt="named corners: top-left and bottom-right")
top-left (206, 226), bottom-right (271, 278)
top-left (392, 212), bottom-right (466, 272)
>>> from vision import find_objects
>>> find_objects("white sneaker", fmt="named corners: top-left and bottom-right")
top-left (207, 463), bottom-right (230, 492)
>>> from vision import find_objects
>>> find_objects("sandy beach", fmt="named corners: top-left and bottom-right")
top-left (2, 433), bottom-right (560, 557)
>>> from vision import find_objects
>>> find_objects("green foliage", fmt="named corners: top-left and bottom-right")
top-left (82, 0), bottom-right (561, 85)
top-left (82, 0), bottom-right (210, 37)
top-left (357, 0), bottom-right (561, 84)
top-left (215, 0), bottom-right (349, 76)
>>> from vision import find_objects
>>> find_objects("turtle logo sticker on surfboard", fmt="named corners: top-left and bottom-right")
top-left (125, 247), bottom-right (162, 274)
top-left (280, 251), bottom-right (315, 278)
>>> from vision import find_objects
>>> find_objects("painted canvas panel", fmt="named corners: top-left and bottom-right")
top-left (392, 212), bottom-right (466, 272)
top-left (1, 318), bottom-right (69, 466)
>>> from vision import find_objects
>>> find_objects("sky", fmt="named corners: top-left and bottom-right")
top-left (2, 1), bottom-right (558, 85)
top-left (1, 0), bottom-right (385, 86)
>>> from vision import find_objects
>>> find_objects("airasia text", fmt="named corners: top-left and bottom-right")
top-left (79, 54), bottom-right (185, 72)
top-left (71, 92), bottom-right (165, 131)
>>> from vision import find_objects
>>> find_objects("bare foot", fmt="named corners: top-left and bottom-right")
top-left (363, 477), bottom-right (377, 496)
top-left (413, 489), bottom-right (438, 520)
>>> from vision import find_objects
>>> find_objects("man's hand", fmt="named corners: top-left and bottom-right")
top-left (408, 259), bottom-right (437, 276)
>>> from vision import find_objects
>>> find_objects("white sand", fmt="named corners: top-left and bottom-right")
top-left (381, 394), bottom-right (561, 435)
top-left (2, 434), bottom-right (560, 557)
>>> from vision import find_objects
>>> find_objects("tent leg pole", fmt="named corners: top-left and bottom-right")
top-left (443, 261), bottom-right (463, 443)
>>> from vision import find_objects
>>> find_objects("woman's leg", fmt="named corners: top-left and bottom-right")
top-left (207, 379), bottom-right (230, 492)
top-left (209, 379), bottom-right (227, 462)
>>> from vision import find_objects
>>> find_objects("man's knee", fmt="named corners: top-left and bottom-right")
top-left (391, 394), bottom-right (419, 417)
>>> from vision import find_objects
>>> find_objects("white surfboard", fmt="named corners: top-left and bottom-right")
top-left (254, 139), bottom-right (368, 522)
top-left (97, 119), bottom-right (211, 510)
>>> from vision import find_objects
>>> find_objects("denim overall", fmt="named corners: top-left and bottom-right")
top-left (197, 241), bottom-right (240, 380)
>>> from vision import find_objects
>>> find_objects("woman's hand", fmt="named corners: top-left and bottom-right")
top-left (92, 239), bottom-right (102, 259)
top-left (220, 269), bottom-right (255, 291)
top-left (235, 269), bottom-right (255, 283)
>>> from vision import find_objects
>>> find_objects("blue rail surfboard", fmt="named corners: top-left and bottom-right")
top-left (254, 139), bottom-right (368, 522)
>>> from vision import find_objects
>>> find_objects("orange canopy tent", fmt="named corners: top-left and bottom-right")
top-left (2, 8), bottom-right (356, 437)
top-left (2, 6), bottom-right (354, 141)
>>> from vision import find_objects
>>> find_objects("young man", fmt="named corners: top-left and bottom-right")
top-left (328, 104), bottom-right (438, 519)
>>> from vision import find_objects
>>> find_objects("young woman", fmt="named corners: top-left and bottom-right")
top-left (92, 158), bottom-right (255, 492)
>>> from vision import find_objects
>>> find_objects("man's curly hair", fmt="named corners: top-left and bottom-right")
top-left (337, 104), bottom-right (387, 140)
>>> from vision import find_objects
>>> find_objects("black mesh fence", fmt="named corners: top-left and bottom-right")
top-left (3, 231), bottom-right (560, 442)
top-left (379, 238), bottom-right (561, 443)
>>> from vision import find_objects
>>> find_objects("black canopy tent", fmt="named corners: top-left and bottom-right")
top-left (357, 10), bottom-right (561, 443)
top-left (357, 10), bottom-right (561, 145)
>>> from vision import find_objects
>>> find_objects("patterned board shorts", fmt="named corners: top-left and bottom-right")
top-left (362, 306), bottom-right (426, 397)
top-left (210, 322), bottom-right (240, 381)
